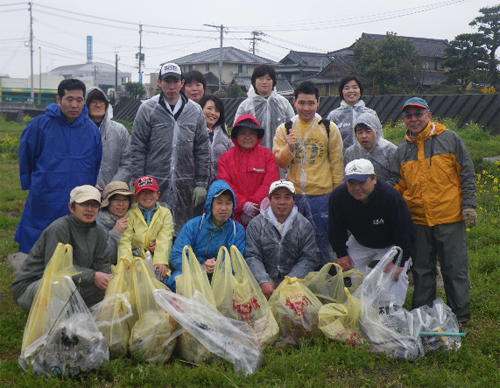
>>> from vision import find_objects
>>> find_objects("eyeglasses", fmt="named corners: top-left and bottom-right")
top-left (402, 111), bottom-right (427, 120)
top-left (110, 198), bottom-right (130, 203)
top-left (89, 100), bottom-right (106, 106)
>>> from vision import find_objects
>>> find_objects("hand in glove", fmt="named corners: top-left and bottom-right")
top-left (241, 213), bottom-right (252, 226)
top-left (242, 201), bottom-right (259, 218)
top-left (192, 186), bottom-right (207, 207)
top-left (462, 208), bottom-right (478, 228)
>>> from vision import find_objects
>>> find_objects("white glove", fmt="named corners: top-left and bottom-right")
top-left (242, 201), bottom-right (259, 218)
top-left (462, 208), bottom-right (478, 228)
top-left (241, 213), bottom-right (252, 226)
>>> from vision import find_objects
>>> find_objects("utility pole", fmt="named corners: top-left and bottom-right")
top-left (38, 47), bottom-right (41, 105)
top-left (29, 2), bottom-right (34, 101)
top-left (138, 24), bottom-right (143, 84)
top-left (115, 53), bottom-right (119, 100)
top-left (245, 31), bottom-right (263, 55)
top-left (204, 24), bottom-right (226, 91)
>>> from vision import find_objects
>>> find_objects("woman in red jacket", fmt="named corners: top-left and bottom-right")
top-left (218, 114), bottom-right (280, 227)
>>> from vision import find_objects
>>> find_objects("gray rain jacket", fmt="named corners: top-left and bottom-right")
top-left (344, 112), bottom-right (397, 183)
top-left (209, 124), bottom-right (233, 184)
top-left (245, 206), bottom-right (318, 284)
top-left (87, 87), bottom-right (131, 189)
top-left (129, 92), bottom-right (210, 234)
top-left (327, 100), bottom-right (378, 150)
top-left (235, 86), bottom-right (295, 149)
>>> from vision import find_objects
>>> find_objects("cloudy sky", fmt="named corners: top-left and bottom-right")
top-left (0, 0), bottom-right (496, 81)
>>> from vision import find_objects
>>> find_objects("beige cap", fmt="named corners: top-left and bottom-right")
top-left (70, 185), bottom-right (101, 204)
top-left (101, 181), bottom-right (135, 208)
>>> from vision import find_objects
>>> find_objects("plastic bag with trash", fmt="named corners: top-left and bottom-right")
top-left (154, 289), bottom-right (262, 375)
top-left (19, 243), bottom-right (109, 377)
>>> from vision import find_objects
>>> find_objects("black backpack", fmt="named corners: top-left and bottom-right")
top-left (284, 118), bottom-right (331, 139)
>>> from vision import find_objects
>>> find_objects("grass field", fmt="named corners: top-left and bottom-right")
top-left (0, 120), bottom-right (499, 387)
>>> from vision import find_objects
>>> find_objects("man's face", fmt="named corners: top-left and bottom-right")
top-left (347, 176), bottom-right (377, 204)
top-left (158, 77), bottom-right (185, 105)
top-left (136, 189), bottom-right (160, 211)
top-left (88, 99), bottom-right (106, 120)
top-left (270, 188), bottom-right (295, 222)
top-left (184, 80), bottom-right (204, 103)
top-left (294, 93), bottom-right (319, 122)
top-left (57, 89), bottom-right (85, 123)
top-left (69, 200), bottom-right (100, 223)
top-left (236, 127), bottom-right (258, 150)
top-left (355, 125), bottom-right (377, 152)
top-left (211, 193), bottom-right (233, 226)
top-left (402, 107), bottom-right (432, 136)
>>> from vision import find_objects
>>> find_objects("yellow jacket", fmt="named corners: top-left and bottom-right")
top-left (273, 116), bottom-right (344, 195)
top-left (118, 203), bottom-right (174, 265)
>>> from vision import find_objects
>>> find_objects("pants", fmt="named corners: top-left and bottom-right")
top-left (347, 235), bottom-right (411, 306)
top-left (296, 193), bottom-right (336, 267)
top-left (412, 222), bottom-right (470, 323)
top-left (16, 279), bottom-right (42, 312)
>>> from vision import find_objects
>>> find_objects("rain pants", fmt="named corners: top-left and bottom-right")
top-left (344, 112), bottom-right (396, 182)
top-left (168, 180), bottom-right (246, 291)
top-left (235, 86), bottom-right (295, 150)
top-left (327, 100), bottom-right (378, 150)
top-left (245, 205), bottom-right (318, 285)
top-left (128, 92), bottom-right (210, 235)
top-left (15, 103), bottom-right (102, 254)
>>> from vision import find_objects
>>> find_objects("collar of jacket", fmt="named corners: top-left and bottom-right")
top-left (68, 213), bottom-right (97, 229)
top-left (405, 121), bottom-right (447, 142)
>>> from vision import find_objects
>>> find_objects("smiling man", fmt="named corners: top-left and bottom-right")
top-left (389, 97), bottom-right (478, 329)
top-left (328, 159), bottom-right (415, 303)
top-left (12, 185), bottom-right (112, 312)
top-left (245, 179), bottom-right (318, 299)
top-left (15, 79), bottom-right (102, 254)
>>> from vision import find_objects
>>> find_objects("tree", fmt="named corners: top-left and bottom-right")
top-left (123, 82), bottom-right (146, 99)
top-left (226, 83), bottom-right (247, 98)
top-left (444, 33), bottom-right (489, 87)
top-left (353, 32), bottom-right (420, 94)
top-left (469, 5), bottom-right (500, 87)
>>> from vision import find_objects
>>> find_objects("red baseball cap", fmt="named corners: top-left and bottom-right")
top-left (134, 176), bottom-right (159, 195)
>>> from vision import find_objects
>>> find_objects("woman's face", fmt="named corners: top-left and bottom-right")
top-left (255, 74), bottom-right (273, 98)
top-left (88, 99), bottom-right (107, 120)
top-left (236, 127), bottom-right (258, 150)
top-left (184, 80), bottom-right (204, 103)
top-left (107, 194), bottom-right (131, 217)
top-left (342, 80), bottom-right (361, 106)
top-left (203, 100), bottom-right (220, 129)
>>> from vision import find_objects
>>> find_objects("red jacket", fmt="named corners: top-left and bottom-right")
top-left (218, 138), bottom-right (280, 225)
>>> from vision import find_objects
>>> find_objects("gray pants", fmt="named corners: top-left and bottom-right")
top-left (412, 222), bottom-right (470, 323)
top-left (16, 279), bottom-right (42, 312)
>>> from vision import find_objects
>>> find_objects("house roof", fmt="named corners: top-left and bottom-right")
top-left (279, 51), bottom-right (334, 69)
top-left (169, 46), bottom-right (276, 65)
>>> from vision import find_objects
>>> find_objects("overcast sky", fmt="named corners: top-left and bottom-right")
top-left (0, 0), bottom-right (497, 82)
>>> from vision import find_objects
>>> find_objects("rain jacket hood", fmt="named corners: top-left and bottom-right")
top-left (203, 179), bottom-right (237, 220)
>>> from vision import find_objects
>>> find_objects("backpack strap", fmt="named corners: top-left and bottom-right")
top-left (318, 118), bottom-right (330, 139)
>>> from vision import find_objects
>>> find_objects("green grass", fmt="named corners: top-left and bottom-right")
top-left (1, 120), bottom-right (500, 387)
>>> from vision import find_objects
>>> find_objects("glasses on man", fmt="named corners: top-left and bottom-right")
top-left (402, 111), bottom-right (428, 120)
top-left (90, 100), bottom-right (106, 106)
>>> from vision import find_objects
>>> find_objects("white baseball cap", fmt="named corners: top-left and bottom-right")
top-left (159, 63), bottom-right (182, 80)
top-left (269, 179), bottom-right (296, 196)
top-left (344, 159), bottom-right (375, 182)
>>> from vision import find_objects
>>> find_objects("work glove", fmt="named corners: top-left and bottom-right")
top-left (462, 208), bottom-right (478, 228)
top-left (243, 201), bottom-right (259, 218)
top-left (241, 213), bottom-right (252, 226)
top-left (192, 186), bottom-right (207, 207)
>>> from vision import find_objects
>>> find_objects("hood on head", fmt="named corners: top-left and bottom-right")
top-left (86, 86), bottom-right (113, 120)
top-left (204, 179), bottom-right (237, 218)
top-left (353, 112), bottom-right (383, 137)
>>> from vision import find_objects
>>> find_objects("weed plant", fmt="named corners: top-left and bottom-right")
top-left (0, 120), bottom-right (499, 387)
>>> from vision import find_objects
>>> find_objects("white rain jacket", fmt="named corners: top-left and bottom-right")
top-left (344, 112), bottom-right (397, 183)
top-left (209, 124), bottom-right (233, 184)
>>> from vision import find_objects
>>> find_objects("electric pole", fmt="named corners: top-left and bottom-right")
top-left (29, 2), bottom-right (34, 101)
top-left (204, 24), bottom-right (226, 91)
top-left (115, 53), bottom-right (119, 100)
top-left (245, 31), bottom-right (263, 55)
top-left (138, 24), bottom-right (143, 84)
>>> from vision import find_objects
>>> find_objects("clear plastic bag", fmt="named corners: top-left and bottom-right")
top-left (212, 246), bottom-right (279, 348)
top-left (174, 246), bottom-right (215, 363)
top-left (91, 258), bottom-right (134, 359)
top-left (353, 247), bottom-right (423, 361)
top-left (304, 262), bottom-right (364, 304)
top-left (154, 289), bottom-right (262, 375)
top-left (412, 298), bottom-right (462, 352)
top-left (128, 257), bottom-right (178, 362)
top-left (319, 287), bottom-right (364, 345)
top-left (19, 243), bottom-right (108, 377)
top-left (269, 276), bottom-right (323, 346)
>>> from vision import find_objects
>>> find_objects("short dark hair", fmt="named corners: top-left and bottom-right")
top-left (199, 95), bottom-right (226, 128)
top-left (294, 81), bottom-right (319, 99)
top-left (184, 70), bottom-right (206, 90)
top-left (58, 79), bottom-right (86, 99)
top-left (86, 88), bottom-right (109, 111)
top-left (338, 75), bottom-right (364, 100)
top-left (354, 122), bottom-right (371, 132)
top-left (251, 64), bottom-right (277, 92)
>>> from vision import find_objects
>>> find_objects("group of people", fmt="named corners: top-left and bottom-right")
top-left (12, 63), bottom-right (477, 331)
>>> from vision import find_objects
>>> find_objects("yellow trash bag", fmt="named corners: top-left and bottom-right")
top-left (128, 257), bottom-right (177, 362)
top-left (319, 287), bottom-right (364, 345)
top-left (212, 246), bottom-right (278, 348)
top-left (304, 263), bottom-right (364, 304)
top-left (91, 257), bottom-right (134, 359)
top-left (175, 246), bottom-right (215, 363)
top-left (19, 243), bottom-right (108, 377)
top-left (269, 276), bottom-right (323, 346)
